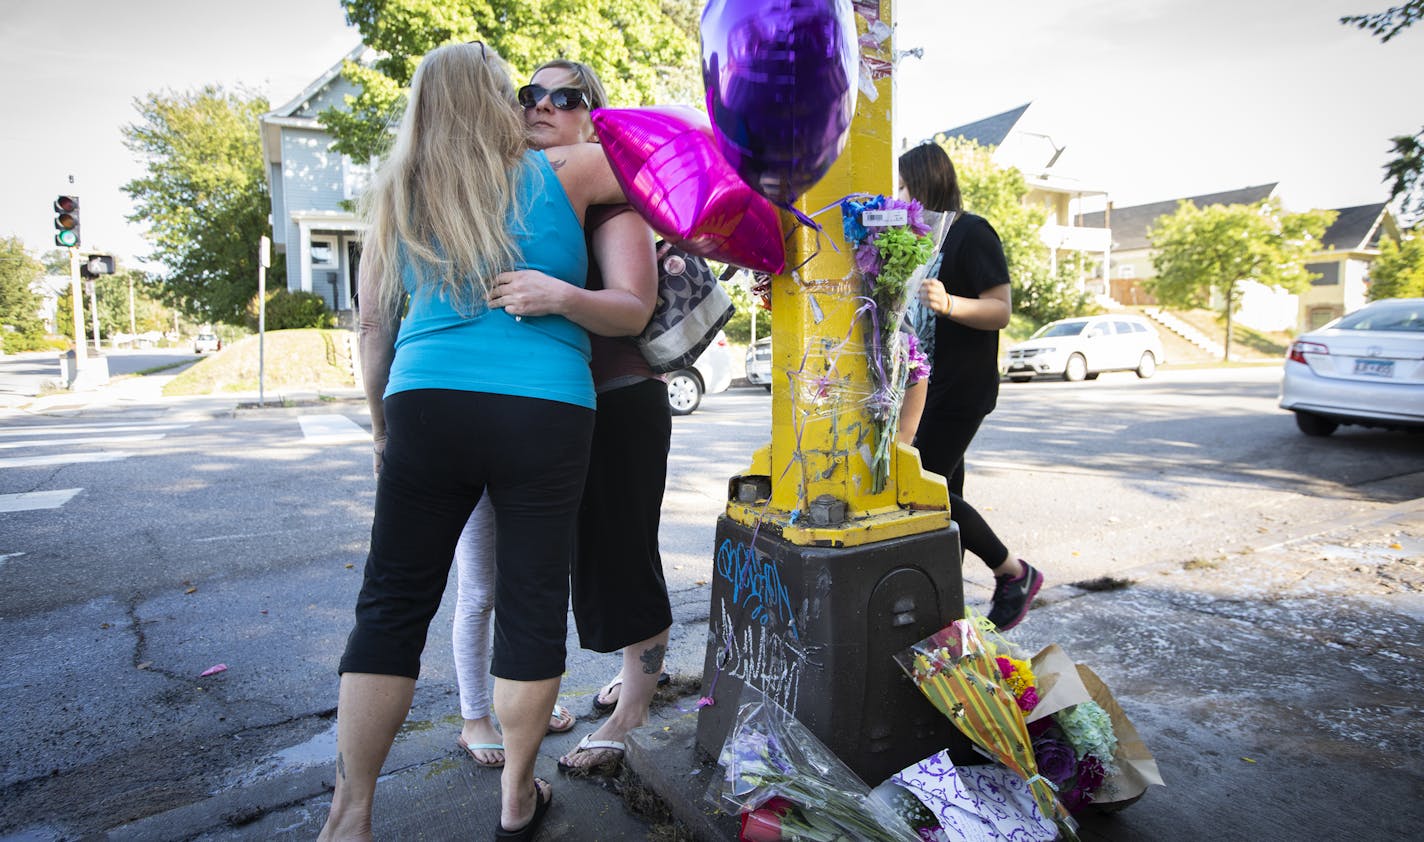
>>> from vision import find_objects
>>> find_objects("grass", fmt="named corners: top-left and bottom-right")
top-left (1170, 308), bottom-right (1292, 360)
top-left (162, 329), bottom-right (356, 396)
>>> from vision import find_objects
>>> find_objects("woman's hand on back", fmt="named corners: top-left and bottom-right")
top-left (488, 269), bottom-right (572, 318)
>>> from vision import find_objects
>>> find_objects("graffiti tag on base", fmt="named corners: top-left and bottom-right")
top-left (714, 539), bottom-right (799, 640)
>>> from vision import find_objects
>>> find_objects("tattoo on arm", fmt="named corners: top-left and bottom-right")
top-left (336, 751), bottom-right (347, 781)
top-left (548, 157), bottom-right (567, 171)
top-left (640, 643), bottom-right (666, 675)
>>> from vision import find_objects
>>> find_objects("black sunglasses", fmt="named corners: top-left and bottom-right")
top-left (517, 84), bottom-right (590, 111)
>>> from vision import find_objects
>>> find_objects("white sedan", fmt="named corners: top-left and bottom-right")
top-left (1279, 297), bottom-right (1424, 436)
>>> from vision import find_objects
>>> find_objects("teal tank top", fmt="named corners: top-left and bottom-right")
top-left (384, 150), bottom-right (593, 408)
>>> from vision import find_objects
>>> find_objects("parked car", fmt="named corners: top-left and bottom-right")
top-left (1004, 314), bottom-right (1164, 382)
top-left (745, 336), bottom-right (772, 391)
top-left (193, 333), bottom-right (221, 354)
top-left (667, 330), bottom-right (735, 415)
top-left (1279, 297), bottom-right (1424, 436)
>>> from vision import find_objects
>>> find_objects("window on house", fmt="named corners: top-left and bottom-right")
top-left (343, 155), bottom-right (375, 199)
top-left (311, 242), bottom-right (336, 266)
top-left (1118, 265), bottom-right (1135, 279)
top-left (1308, 262), bottom-right (1339, 286)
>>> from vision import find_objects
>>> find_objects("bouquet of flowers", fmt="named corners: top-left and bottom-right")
top-left (838, 195), bottom-right (942, 492)
top-left (710, 686), bottom-right (922, 841)
top-left (1021, 644), bottom-right (1164, 812)
top-left (893, 618), bottom-right (1079, 841)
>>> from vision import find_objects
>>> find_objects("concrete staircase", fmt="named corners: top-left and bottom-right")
top-left (1143, 308), bottom-right (1225, 359)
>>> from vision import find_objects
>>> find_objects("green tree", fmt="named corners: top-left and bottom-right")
top-left (721, 276), bottom-right (769, 345)
top-left (936, 135), bottom-right (1092, 325)
top-left (1342, 2), bottom-right (1422, 223)
top-left (121, 86), bottom-right (286, 326)
top-left (1147, 200), bottom-right (1335, 360)
top-left (326, 0), bottom-right (702, 163)
top-left (54, 270), bottom-right (173, 345)
top-left (0, 236), bottom-right (47, 352)
top-left (1367, 228), bottom-right (1424, 299)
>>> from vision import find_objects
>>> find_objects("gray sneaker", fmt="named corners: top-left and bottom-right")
top-left (987, 561), bottom-right (1043, 631)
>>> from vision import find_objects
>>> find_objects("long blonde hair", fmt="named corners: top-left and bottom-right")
top-left (360, 42), bottom-right (528, 318)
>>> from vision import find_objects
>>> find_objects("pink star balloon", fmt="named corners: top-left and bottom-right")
top-left (591, 105), bottom-right (786, 274)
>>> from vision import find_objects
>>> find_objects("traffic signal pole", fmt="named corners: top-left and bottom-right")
top-left (696, 0), bottom-right (973, 784)
top-left (68, 248), bottom-right (86, 363)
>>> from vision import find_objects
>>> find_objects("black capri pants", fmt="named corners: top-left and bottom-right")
top-left (339, 389), bottom-right (594, 682)
top-left (572, 378), bottom-right (674, 652)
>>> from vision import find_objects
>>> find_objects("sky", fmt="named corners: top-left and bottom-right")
top-left (1, 0), bottom-right (1420, 273)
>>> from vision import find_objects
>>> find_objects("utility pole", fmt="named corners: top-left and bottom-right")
top-left (695, 0), bottom-right (971, 785)
top-left (258, 235), bottom-right (270, 406)
top-left (128, 274), bottom-right (136, 336)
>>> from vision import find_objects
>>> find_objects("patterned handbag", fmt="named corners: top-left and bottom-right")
top-left (636, 241), bottom-right (736, 374)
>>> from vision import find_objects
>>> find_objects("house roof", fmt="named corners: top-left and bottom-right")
top-left (935, 103), bottom-right (1030, 148)
top-left (268, 43), bottom-right (370, 120)
top-left (1320, 202), bottom-right (1389, 251)
top-left (1078, 183), bottom-right (1279, 251)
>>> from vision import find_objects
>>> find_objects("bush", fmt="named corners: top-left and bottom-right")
top-left (0, 325), bottom-right (54, 353)
top-left (258, 290), bottom-right (335, 330)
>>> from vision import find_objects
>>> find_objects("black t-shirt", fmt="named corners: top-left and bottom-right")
top-left (923, 212), bottom-right (1010, 420)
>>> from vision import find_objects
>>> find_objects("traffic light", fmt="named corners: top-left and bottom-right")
top-left (54, 195), bottom-right (80, 248)
top-left (80, 254), bottom-right (116, 280)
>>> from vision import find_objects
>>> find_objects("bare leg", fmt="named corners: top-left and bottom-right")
top-left (561, 630), bottom-right (668, 770)
top-left (318, 672), bottom-right (416, 841)
top-left (494, 675), bottom-right (560, 831)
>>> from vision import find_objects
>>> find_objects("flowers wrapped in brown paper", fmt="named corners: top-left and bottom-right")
top-left (1025, 644), bottom-right (1165, 809)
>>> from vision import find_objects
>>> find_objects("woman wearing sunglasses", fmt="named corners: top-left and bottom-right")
top-left (449, 59), bottom-right (674, 781)
top-left (319, 43), bottom-right (635, 842)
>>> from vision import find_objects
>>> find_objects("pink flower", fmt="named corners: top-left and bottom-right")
top-left (996, 656), bottom-right (1014, 679)
top-left (1017, 687), bottom-right (1039, 712)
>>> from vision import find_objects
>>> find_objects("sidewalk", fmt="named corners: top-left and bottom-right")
top-left (103, 494), bottom-right (1423, 840)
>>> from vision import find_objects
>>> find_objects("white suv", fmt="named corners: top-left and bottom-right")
top-left (666, 331), bottom-right (734, 415)
top-left (1005, 314), bottom-right (1164, 382)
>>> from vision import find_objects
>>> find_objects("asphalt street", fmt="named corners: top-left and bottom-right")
top-left (0, 362), bottom-right (1420, 840)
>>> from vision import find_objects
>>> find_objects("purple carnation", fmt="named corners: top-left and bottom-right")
top-left (1075, 755), bottom-right (1107, 793)
top-left (856, 242), bottom-right (882, 276)
top-left (1031, 734), bottom-right (1078, 788)
top-left (1027, 717), bottom-right (1055, 739)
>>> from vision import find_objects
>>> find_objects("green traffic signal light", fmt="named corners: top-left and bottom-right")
top-left (54, 195), bottom-right (80, 248)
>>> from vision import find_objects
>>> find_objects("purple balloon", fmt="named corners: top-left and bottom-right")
top-left (591, 105), bottom-right (786, 274)
top-left (701, 0), bottom-right (859, 207)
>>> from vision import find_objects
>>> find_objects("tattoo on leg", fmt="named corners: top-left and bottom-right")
top-left (336, 752), bottom-right (347, 780)
top-left (640, 643), bottom-right (666, 675)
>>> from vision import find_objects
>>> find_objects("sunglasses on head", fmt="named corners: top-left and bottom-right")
top-left (517, 84), bottom-right (590, 111)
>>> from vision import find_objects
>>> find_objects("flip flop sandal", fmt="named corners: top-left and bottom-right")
top-left (547, 702), bottom-right (576, 734)
top-left (495, 776), bottom-right (553, 840)
top-left (456, 736), bottom-right (505, 769)
top-left (590, 671), bottom-right (673, 716)
top-left (556, 734), bottom-right (627, 776)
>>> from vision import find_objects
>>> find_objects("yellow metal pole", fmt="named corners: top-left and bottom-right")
top-left (726, 0), bottom-right (949, 547)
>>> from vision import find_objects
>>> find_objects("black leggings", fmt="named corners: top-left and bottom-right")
top-left (339, 389), bottom-right (594, 682)
top-left (914, 412), bottom-right (1009, 571)
top-left (573, 378), bottom-right (673, 652)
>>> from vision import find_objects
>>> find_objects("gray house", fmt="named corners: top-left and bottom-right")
top-left (259, 45), bottom-right (373, 322)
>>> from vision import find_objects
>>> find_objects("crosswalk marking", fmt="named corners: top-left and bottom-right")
top-left (0, 434), bottom-right (166, 450)
top-left (0, 423), bottom-right (189, 438)
top-left (299, 414), bottom-right (369, 443)
top-left (0, 489), bottom-right (81, 513)
top-left (0, 452), bottom-right (133, 469)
